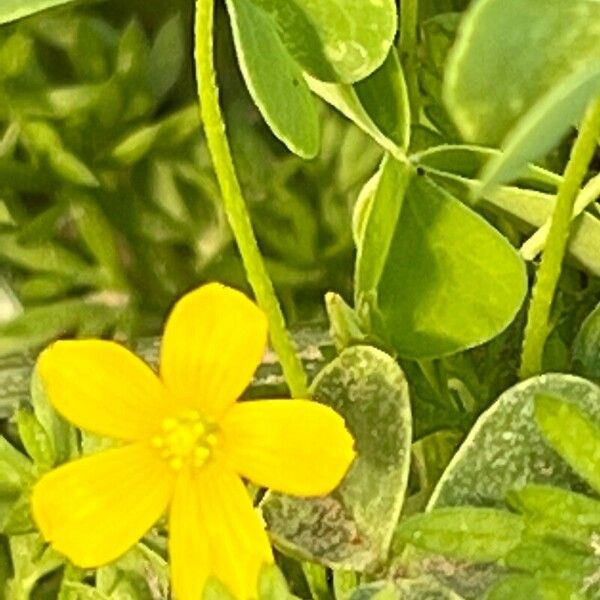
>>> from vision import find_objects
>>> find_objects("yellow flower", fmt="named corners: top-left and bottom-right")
top-left (31, 283), bottom-right (355, 600)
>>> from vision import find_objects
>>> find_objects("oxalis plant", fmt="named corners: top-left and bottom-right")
top-left (0, 0), bottom-right (600, 598)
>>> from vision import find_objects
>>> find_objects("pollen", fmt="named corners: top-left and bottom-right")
top-left (151, 411), bottom-right (218, 471)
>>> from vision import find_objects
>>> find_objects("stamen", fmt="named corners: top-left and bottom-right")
top-left (152, 412), bottom-right (217, 471)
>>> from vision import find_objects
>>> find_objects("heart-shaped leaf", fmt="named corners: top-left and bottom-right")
top-left (261, 345), bottom-right (411, 571)
top-left (414, 145), bottom-right (600, 278)
top-left (372, 174), bottom-right (527, 359)
top-left (248, 0), bottom-right (397, 83)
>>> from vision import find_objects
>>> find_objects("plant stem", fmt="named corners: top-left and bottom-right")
top-left (520, 170), bottom-right (600, 260)
top-left (400, 0), bottom-right (420, 122)
top-left (520, 97), bottom-right (600, 379)
top-left (194, 0), bottom-right (309, 398)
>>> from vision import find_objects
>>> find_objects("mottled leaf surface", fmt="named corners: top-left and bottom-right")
top-left (429, 374), bottom-right (600, 509)
top-left (262, 346), bottom-right (411, 571)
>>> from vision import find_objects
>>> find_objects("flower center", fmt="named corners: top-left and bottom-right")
top-left (151, 410), bottom-right (217, 471)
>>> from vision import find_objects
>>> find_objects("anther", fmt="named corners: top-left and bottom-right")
top-left (170, 457), bottom-right (184, 471)
top-left (162, 417), bottom-right (177, 432)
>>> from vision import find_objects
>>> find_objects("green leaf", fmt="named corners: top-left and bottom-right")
top-left (0, 436), bottom-right (33, 495)
top-left (226, 0), bottom-right (320, 158)
top-left (479, 65), bottom-right (600, 193)
top-left (67, 193), bottom-right (128, 290)
top-left (31, 370), bottom-right (77, 466)
top-left (21, 122), bottom-right (98, 188)
top-left (15, 406), bottom-right (54, 469)
top-left (147, 13), bottom-right (185, 102)
top-left (572, 301), bottom-right (600, 381)
top-left (96, 543), bottom-right (168, 599)
top-left (347, 579), bottom-right (465, 600)
top-left (534, 395), bottom-right (600, 495)
top-left (308, 49), bottom-right (410, 156)
top-left (354, 156), bottom-right (412, 303)
top-left (247, 0), bottom-right (397, 83)
top-left (0, 234), bottom-right (99, 284)
top-left (393, 579), bottom-right (465, 600)
top-left (414, 145), bottom-right (600, 277)
top-left (444, 0), bottom-right (600, 189)
top-left (507, 484), bottom-right (600, 546)
top-left (413, 144), bottom-right (562, 190)
top-left (445, 0), bottom-right (600, 146)
top-left (0, 0), bottom-right (76, 24)
top-left (2, 492), bottom-right (35, 535)
top-left (395, 507), bottom-right (524, 562)
top-left (203, 579), bottom-right (237, 600)
top-left (429, 375), bottom-right (600, 510)
top-left (258, 565), bottom-right (293, 600)
top-left (504, 537), bottom-right (597, 585)
top-left (373, 175), bottom-right (527, 359)
top-left (348, 582), bottom-right (396, 600)
top-left (262, 345), bottom-right (412, 571)
top-left (486, 575), bottom-right (582, 600)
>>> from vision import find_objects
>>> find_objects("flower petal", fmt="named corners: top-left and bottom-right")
top-left (38, 340), bottom-right (170, 441)
top-left (160, 283), bottom-right (268, 419)
top-left (221, 400), bottom-right (356, 496)
top-left (169, 461), bottom-right (272, 600)
top-left (31, 443), bottom-right (174, 568)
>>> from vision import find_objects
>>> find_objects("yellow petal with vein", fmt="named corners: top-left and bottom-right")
top-left (160, 283), bottom-right (267, 419)
top-left (32, 443), bottom-right (174, 567)
top-left (38, 340), bottom-right (170, 440)
top-left (169, 461), bottom-right (272, 600)
top-left (221, 400), bottom-right (355, 496)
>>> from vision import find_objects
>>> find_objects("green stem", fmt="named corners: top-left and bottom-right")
top-left (520, 97), bottom-right (600, 379)
top-left (399, 0), bottom-right (420, 122)
top-left (194, 0), bottom-right (309, 398)
top-left (520, 170), bottom-right (600, 260)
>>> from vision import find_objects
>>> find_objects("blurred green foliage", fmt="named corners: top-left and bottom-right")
top-left (0, 1), bottom-right (380, 354)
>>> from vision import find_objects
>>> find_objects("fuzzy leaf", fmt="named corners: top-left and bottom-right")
top-left (429, 375), bottom-right (600, 510)
top-left (262, 346), bottom-right (411, 571)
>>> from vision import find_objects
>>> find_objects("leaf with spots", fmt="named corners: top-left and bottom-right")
top-left (261, 346), bottom-right (411, 571)
top-left (247, 0), bottom-right (398, 83)
top-left (428, 375), bottom-right (600, 510)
